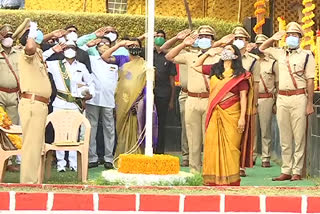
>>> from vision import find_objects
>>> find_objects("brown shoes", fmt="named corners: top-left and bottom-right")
top-left (240, 169), bottom-right (246, 177)
top-left (272, 173), bottom-right (292, 181)
top-left (6, 164), bottom-right (20, 172)
top-left (181, 160), bottom-right (189, 167)
top-left (261, 161), bottom-right (271, 168)
top-left (291, 174), bottom-right (302, 181)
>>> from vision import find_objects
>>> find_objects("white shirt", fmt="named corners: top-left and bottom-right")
top-left (47, 59), bottom-right (95, 110)
top-left (86, 56), bottom-right (118, 108)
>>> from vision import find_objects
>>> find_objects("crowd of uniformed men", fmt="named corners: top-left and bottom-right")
top-left (0, 17), bottom-right (315, 184)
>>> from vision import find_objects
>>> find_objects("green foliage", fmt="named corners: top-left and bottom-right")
top-left (0, 10), bottom-right (239, 39)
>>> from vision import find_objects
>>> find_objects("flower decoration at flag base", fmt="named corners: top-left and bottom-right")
top-left (101, 154), bottom-right (191, 186)
top-left (102, 169), bottom-right (193, 186)
top-left (118, 154), bottom-right (180, 175)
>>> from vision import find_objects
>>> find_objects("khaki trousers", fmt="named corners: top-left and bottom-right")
top-left (277, 94), bottom-right (307, 175)
top-left (179, 91), bottom-right (189, 161)
top-left (0, 91), bottom-right (19, 124)
top-left (19, 98), bottom-right (48, 184)
top-left (253, 97), bottom-right (274, 162)
top-left (185, 96), bottom-right (208, 172)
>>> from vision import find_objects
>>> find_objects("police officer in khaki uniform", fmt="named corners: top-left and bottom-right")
top-left (15, 20), bottom-right (52, 183)
top-left (232, 27), bottom-right (260, 177)
top-left (0, 24), bottom-right (22, 172)
top-left (252, 34), bottom-right (279, 167)
top-left (0, 24), bottom-right (20, 124)
top-left (178, 62), bottom-right (189, 166)
top-left (166, 26), bottom-right (220, 173)
top-left (260, 22), bottom-right (315, 181)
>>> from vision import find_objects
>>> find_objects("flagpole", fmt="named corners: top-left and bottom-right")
top-left (145, 0), bottom-right (155, 156)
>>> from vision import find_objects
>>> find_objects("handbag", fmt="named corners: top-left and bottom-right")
top-left (0, 130), bottom-right (17, 151)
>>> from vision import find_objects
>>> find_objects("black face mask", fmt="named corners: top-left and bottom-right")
top-left (128, 47), bottom-right (142, 56)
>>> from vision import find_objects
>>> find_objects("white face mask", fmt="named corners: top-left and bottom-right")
top-left (58, 37), bottom-right (66, 43)
top-left (64, 49), bottom-right (76, 59)
top-left (233, 39), bottom-right (245, 50)
top-left (105, 32), bottom-right (117, 43)
top-left (1, 37), bottom-right (13, 48)
top-left (66, 32), bottom-right (78, 42)
top-left (221, 49), bottom-right (238, 61)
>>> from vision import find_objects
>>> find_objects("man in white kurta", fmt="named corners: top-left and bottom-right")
top-left (45, 40), bottom-right (95, 172)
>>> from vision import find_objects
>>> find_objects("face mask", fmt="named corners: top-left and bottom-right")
top-left (154, 37), bottom-right (165, 46)
top-left (66, 32), bottom-right (78, 42)
top-left (233, 39), bottom-right (245, 50)
top-left (198, 38), bottom-right (212, 49)
top-left (2, 37), bottom-right (13, 48)
top-left (115, 46), bottom-right (130, 56)
top-left (128, 47), bottom-right (142, 56)
top-left (59, 37), bottom-right (66, 43)
top-left (286, 36), bottom-right (299, 49)
top-left (220, 49), bottom-right (238, 61)
top-left (64, 49), bottom-right (76, 59)
top-left (35, 30), bottom-right (44, 45)
top-left (192, 39), bottom-right (199, 48)
top-left (105, 32), bottom-right (118, 43)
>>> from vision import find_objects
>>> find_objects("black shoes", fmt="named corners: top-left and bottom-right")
top-left (88, 162), bottom-right (99, 168)
top-left (104, 162), bottom-right (114, 170)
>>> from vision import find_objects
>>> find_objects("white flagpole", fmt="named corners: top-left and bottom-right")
top-left (144, 0), bottom-right (155, 156)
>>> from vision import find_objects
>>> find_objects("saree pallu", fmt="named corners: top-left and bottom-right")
top-left (114, 58), bottom-right (147, 160)
top-left (203, 69), bottom-right (252, 186)
top-left (240, 76), bottom-right (255, 169)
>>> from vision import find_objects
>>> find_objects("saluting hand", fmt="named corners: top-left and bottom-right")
top-left (117, 40), bottom-right (136, 48)
top-left (272, 31), bottom-right (286, 41)
top-left (87, 38), bottom-right (102, 47)
top-left (207, 47), bottom-right (222, 57)
top-left (217, 34), bottom-right (235, 46)
top-left (95, 27), bottom-right (108, 38)
top-left (183, 32), bottom-right (198, 46)
top-left (177, 29), bottom-right (192, 40)
top-left (246, 43), bottom-right (257, 52)
top-left (51, 29), bottom-right (68, 39)
top-left (52, 43), bottom-right (67, 53)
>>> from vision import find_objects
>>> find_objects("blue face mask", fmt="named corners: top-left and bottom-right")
top-left (35, 30), bottom-right (44, 45)
top-left (198, 38), bottom-right (212, 49)
top-left (286, 36), bottom-right (300, 49)
top-left (192, 39), bottom-right (199, 48)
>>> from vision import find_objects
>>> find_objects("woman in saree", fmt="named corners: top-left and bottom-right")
top-left (114, 38), bottom-right (157, 162)
top-left (193, 45), bottom-right (252, 186)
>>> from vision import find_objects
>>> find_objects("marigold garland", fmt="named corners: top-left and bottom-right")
top-left (277, 17), bottom-right (286, 48)
top-left (301, 0), bottom-right (315, 51)
top-left (7, 134), bottom-right (22, 149)
top-left (253, 0), bottom-right (266, 34)
top-left (0, 107), bottom-right (12, 129)
top-left (118, 154), bottom-right (180, 175)
top-left (315, 31), bottom-right (320, 90)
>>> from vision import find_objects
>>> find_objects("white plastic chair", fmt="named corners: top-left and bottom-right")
top-left (41, 110), bottom-right (91, 182)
